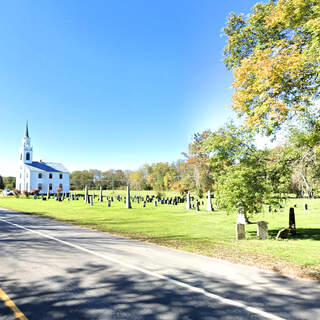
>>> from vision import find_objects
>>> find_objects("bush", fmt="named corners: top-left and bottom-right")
top-left (22, 190), bottom-right (29, 198)
top-left (31, 188), bottom-right (40, 195)
top-left (13, 189), bottom-right (20, 197)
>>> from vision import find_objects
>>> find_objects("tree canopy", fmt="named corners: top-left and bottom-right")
top-left (223, 0), bottom-right (320, 134)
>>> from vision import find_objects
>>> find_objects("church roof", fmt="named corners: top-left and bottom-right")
top-left (26, 161), bottom-right (69, 173)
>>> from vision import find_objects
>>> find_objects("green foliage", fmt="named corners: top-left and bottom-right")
top-left (2, 176), bottom-right (15, 189)
top-left (0, 175), bottom-right (4, 189)
top-left (223, 0), bottom-right (320, 134)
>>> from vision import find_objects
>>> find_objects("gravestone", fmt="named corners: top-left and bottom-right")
top-left (85, 185), bottom-right (88, 203)
top-left (304, 203), bottom-right (308, 211)
top-left (143, 201), bottom-right (146, 208)
top-left (125, 185), bottom-right (132, 209)
top-left (236, 224), bottom-right (245, 240)
top-left (108, 200), bottom-right (111, 207)
top-left (196, 201), bottom-right (200, 211)
top-left (257, 221), bottom-right (268, 239)
top-left (90, 196), bottom-right (93, 206)
top-left (206, 190), bottom-right (213, 212)
top-left (154, 201), bottom-right (157, 207)
top-left (99, 187), bottom-right (103, 202)
top-left (186, 191), bottom-right (191, 210)
top-left (236, 203), bottom-right (246, 240)
top-left (289, 207), bottom-right (296, 235)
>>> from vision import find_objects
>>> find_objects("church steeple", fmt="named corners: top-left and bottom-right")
top-left (25, 121), bottom-right (29, 138)
top-left (21, 122), bottom-right (33, 164)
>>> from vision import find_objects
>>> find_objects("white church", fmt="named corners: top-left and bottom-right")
top-left (16, 123), bottom-right (70, 194)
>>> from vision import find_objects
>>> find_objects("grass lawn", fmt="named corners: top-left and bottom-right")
top-left (0, 191), bottom-right (319, 280)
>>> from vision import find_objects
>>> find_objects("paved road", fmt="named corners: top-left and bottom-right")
top-left (0, 208), bottom-right (319, 320)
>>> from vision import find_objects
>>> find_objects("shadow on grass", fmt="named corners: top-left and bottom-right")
top-left (265, 228), bottom-right (320, 241)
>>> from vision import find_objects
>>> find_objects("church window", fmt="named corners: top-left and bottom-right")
top-left (49, 183), bottom-right (52, 190)
top-left (26, 152), bottom-right (30, 161)
top-left (38, 184), bottom-right (42, 190)
top-left (38, 173), bottom-right (42, 179)
top-left (49, 173), bottom-right (53, 179)
top-left (59, 174), bottom-right (63, 179)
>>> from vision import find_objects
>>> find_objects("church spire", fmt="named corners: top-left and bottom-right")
top-left (25, 121), bottom-right (29, 138)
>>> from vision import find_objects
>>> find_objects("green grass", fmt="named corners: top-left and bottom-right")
top-left (0, 192), bottom-right (319, 280)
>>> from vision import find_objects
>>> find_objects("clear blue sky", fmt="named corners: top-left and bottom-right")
top-left (0, 0), bottom-right (260, 176)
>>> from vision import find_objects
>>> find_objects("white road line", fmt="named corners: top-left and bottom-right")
top-left (0, 217), bottom-right (285, 320)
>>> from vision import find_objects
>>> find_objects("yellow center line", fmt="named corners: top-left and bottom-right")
top-left (0, 288), bottom-right (29, 320)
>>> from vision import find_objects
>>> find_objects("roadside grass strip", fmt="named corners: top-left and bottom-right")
top-left (0, 288), bottom-right (28, 320)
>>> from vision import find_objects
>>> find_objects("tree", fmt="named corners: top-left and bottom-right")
top-left (223, 0), bottom-right (320, 134)
top-left (2, 176), bottom-right (15, 189)
top-left (203, 122), bottom-right (273, 217)
top-left (0, 175), bottom-right (4, 189)
top-left (183, 131), bottom-right (214, 193)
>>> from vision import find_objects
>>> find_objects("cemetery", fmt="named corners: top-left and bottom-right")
top-left (0, 187), bottom-right (319, 280)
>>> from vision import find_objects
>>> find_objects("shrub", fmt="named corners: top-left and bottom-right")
top-left (31, 188), bottom-right (40, 195)
top-left (13, 189), bottom-right (20, 197)
top-left (22, 190), bottom-right (29, 198)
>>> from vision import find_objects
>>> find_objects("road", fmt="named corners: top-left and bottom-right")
top-left (0, 207), bottom-right (319, 320)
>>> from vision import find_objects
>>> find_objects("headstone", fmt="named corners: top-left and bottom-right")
top-left (108, 200), bottom-right (111, 207)
top-left (289, 207), bottom-right (296, 235)
top-left (99, 187), bottom-right (103, 202)
top-left (85, 185), bottom-right (88, 203)
top-left (257, 221), bottom-right (268, 239)
top-left (236, 224), bottom-right (245, 240)
top-left (196, 201), bottom-right (200, 211)
top-left (154, 201), bottom-right (157, 207)
top-left (90, 195), bottom-right (93, 206)
top-left (276, 228), bottom-right (289, 239)
top-left (304, 203), bottom-right (308, 211)
top-left (206, 190), bottom-right (213, 212)
top-left (143, 201), bottom-right (146, 208)
top-left (125, 185), bottom-right (132, 209)
top-left (186, 191), bottom-right (191, 210)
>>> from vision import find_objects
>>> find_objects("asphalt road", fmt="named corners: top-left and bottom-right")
top-left (0, 207), bottom-right (319, 320)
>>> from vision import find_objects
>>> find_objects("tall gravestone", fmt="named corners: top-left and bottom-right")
top-left (125, 185), bottom-right (132, 209)
top-left (99, 187), bottom-right (103, 202)
top-left (186, 191), bottom-right (191, 210)
top-left (206, 190), bottom-right (213, 212)
top-left (236, 205), bottom-right (246, 240)
top-left (85, 185), bottom-right (88, 203)
top-left (289, 207), bottom-right (296, 235)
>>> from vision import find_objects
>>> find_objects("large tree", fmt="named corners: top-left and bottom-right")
top-left (223, 0), bottom-right (320, 134)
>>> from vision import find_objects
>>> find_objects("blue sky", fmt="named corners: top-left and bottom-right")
top-left (0, 0), bottom-right (261, 176)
